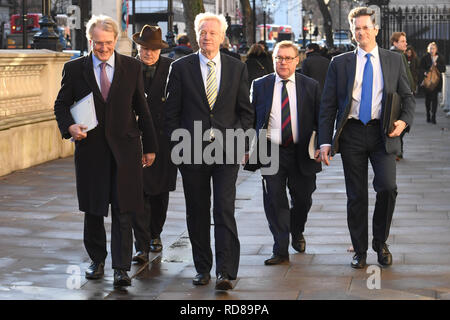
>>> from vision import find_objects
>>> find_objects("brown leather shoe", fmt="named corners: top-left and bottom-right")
top-left (264, 254), bottom-right (289, 265)
top-left (149, 237), bottom-right (162, 253)
top-left (132, 251), bottom-right (149, 264)
top-left (292, 234), bottom-right (306, 253)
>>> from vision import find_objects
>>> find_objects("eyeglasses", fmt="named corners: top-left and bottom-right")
top-left (275, 56), bottom-right (298, 63)
top-left (92, 40), bottom-right (114, 48)
top-left (352, 25), bottom-right (376, 33)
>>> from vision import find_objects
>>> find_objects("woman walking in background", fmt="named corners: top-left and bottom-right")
top-left (405, 46), bottom-right (419, 94)
top-left (419, 42), bottom-right (446, 124)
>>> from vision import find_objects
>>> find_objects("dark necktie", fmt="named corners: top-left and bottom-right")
top-left (359, 53), bottom-right (373, 124)
top-left (281, 80), bottom-right (293, 146)
top-left (100, 62), bottom-right (111, 101)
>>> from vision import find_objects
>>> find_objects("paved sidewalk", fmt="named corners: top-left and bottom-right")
top-left (0, 98), bottom-right (450, 300)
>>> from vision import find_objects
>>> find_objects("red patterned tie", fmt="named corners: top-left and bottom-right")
top-left (100, 62), bottom-right (111, 101)
top-left (281, 80), bottom-right (293, 146)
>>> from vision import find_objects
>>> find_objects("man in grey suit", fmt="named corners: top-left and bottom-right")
top-left (319, 7), bottom-right (415, 269)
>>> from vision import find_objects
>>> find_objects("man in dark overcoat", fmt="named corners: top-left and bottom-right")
top-left (130, 25), bottom-right (178, 263)
top-left (54, 15), bottom-right (158, 287)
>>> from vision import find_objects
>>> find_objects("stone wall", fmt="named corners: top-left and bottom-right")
top-left (0, 49), bottom-right (73, 177)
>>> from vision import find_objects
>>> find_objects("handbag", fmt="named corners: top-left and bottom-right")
top-left (422, 65), bottom-right (441, 91)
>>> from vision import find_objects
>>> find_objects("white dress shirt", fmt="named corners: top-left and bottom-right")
top-left (349, 46), bottom-right (384, 120)
top-left (267, 72), bottom-right (299, 145)
top-left (92, 52), bottom-right (115, 91)
top-left (198, 51), bottom-right (221, 96)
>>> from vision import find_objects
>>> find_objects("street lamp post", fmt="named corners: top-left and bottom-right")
top-left (166, 0), bottom-right (175, 47)
top-left (302, 7), bottom-right (306, 48)
top-left (308, 10), bottom-right (312, 44)
top-left (22, 0), bottom-right (27, 49)
top-left (33, 0), bottom-right (59, 51)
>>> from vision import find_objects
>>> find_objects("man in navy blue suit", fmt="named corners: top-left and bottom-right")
top-left (319, 7), bottom-right (415, 268)
top-left (250, 41), bottom-right (322, 265)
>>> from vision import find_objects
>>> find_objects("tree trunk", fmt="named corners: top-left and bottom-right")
top-left (181, 0), bottom-right (205, 51)
top-left (316, 0), bottom-right (334, 48)
top-left (239, 0), bottom-right (254, 45)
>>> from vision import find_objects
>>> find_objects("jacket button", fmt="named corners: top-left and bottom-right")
top-left (210, 114), bottom-right (213, 118)
top-left (161, 97), bottom-right (166, 102)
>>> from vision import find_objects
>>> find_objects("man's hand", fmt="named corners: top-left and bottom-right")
top-left (314, 149), bottom-right (321, 163)
top-left (320, 145), bottom-right (332, 166)
top-left (388, 120), bottom-right (407, 138)
top-left (68, 124), bottom-right (88, 141)
top-left (241, 152), bottom-right (250, 166)
top-left (142, 153), bottom-right (156, 167)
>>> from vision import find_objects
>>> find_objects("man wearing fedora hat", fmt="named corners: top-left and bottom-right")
top-left (131, 25), bottom-right (178, 264)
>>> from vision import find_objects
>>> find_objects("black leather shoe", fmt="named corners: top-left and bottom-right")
top-left (373, 241), bottom-right (393, 266)
top-left (351, 253), bottom-right (367, 269)
top-left (215, 273), bottom-right (233, 291)
top-left (85, 261), bottom-right (104, 279)
top-left (292, 234), bottom-right (306, 253)
top-left (113, 269), bottom-right (131, 287)
top-left (192, 273), bottom-right (211, 286)
top-left (149, 238), bottom-right (163, 253)
top-left (264, 254), bottom-right (289, 265)
top-left (132, 251), bottom-right (149, 264)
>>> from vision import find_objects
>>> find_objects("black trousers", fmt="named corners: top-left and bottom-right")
top-left (262, 144), bottom-right (316, 256)
top-left (179, 163), bottom-right (240, 280)
top-left (132, 191), bottom-right (169, 252)
top-left (425, 89), bottom-right (439, 120)
top-left (339, 119), bottom-right (397, 254)
top-left (83, 157), bottom-right (133, 271)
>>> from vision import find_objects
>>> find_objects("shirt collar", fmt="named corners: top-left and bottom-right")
top-left (92, 51), bottom-right (115, 69)
top-left (275, 72), bottom-right (296, 84)
top-left (357, 45), bottom-right (378, 60)
top-left (198, 50), bottom-right (221, 66)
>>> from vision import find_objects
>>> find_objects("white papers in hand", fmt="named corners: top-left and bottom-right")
top-left (308, 130), bottom-right (317, 160)
top-left (70, 93), bottom-right (98, 132)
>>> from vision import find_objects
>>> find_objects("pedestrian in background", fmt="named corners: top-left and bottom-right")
top-left (405, 46), bottom-right (420, 94)
top-left (53, 15), bottom-right (158, 288)
top-left (130, 25), bottom-right (178, 264)
top-left (245, 43), bottom-right (274, 87)
top-left (168, 34), bottom-right (193, 60)
top-left (390, 31), bottom-right (414, 161)
top-left (301, 42), bottom-right (330, 92)
top-left (419, 42), bottom-right (446, 124)
top-left (220, 36), bottom-right (241, 60)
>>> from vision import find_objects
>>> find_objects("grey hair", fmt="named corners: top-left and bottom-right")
top-left (194, 12), bottom-right (228, 41)
top-left (86, 15), bottom-right (119, 40)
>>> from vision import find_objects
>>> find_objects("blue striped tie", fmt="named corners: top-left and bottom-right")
top-left (206, 61), bottom-right (217, 110)
top-left (359, 53), bottom-right (373, 124)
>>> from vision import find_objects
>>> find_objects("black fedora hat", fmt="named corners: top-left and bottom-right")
top-left (132, 25), bottom-right (169, 49)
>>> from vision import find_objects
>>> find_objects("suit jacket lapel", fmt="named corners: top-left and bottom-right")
top-left (295, 73), bottom-right (305, 134)
top-left (263, 74), bottom-right (276, 127)
top-left (107, 51), bottom-right (123, 103)
top-left (82, 53), bottom-right (103, 102)
top-left (346, 51), bottom-right (357, 104)
top-left (189, 54), bottom-right (210, 110)
top-left (216, 52), bottom-right (228, 105)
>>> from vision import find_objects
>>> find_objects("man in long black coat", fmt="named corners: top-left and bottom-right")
top-left (54, 15), bottom-right (158, 288)
top-left (130, 25), bottom-right (178, 263)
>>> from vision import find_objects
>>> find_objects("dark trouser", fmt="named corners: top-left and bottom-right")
top-left (262, 144), bottom-right (316, 256)
top-left (83, 159), bottom-right (133, 271)
top-left (179, 163), bottom-right (240, 280)
top-left (425, 89), bottom-right (439, 121)
top-left (339, 119), bottom-right (397, 254)
top-left (132, 192), bottom-right (169, 252)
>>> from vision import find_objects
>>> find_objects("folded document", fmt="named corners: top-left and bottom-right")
top-left (70, 92), bottom-right (98, 132)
